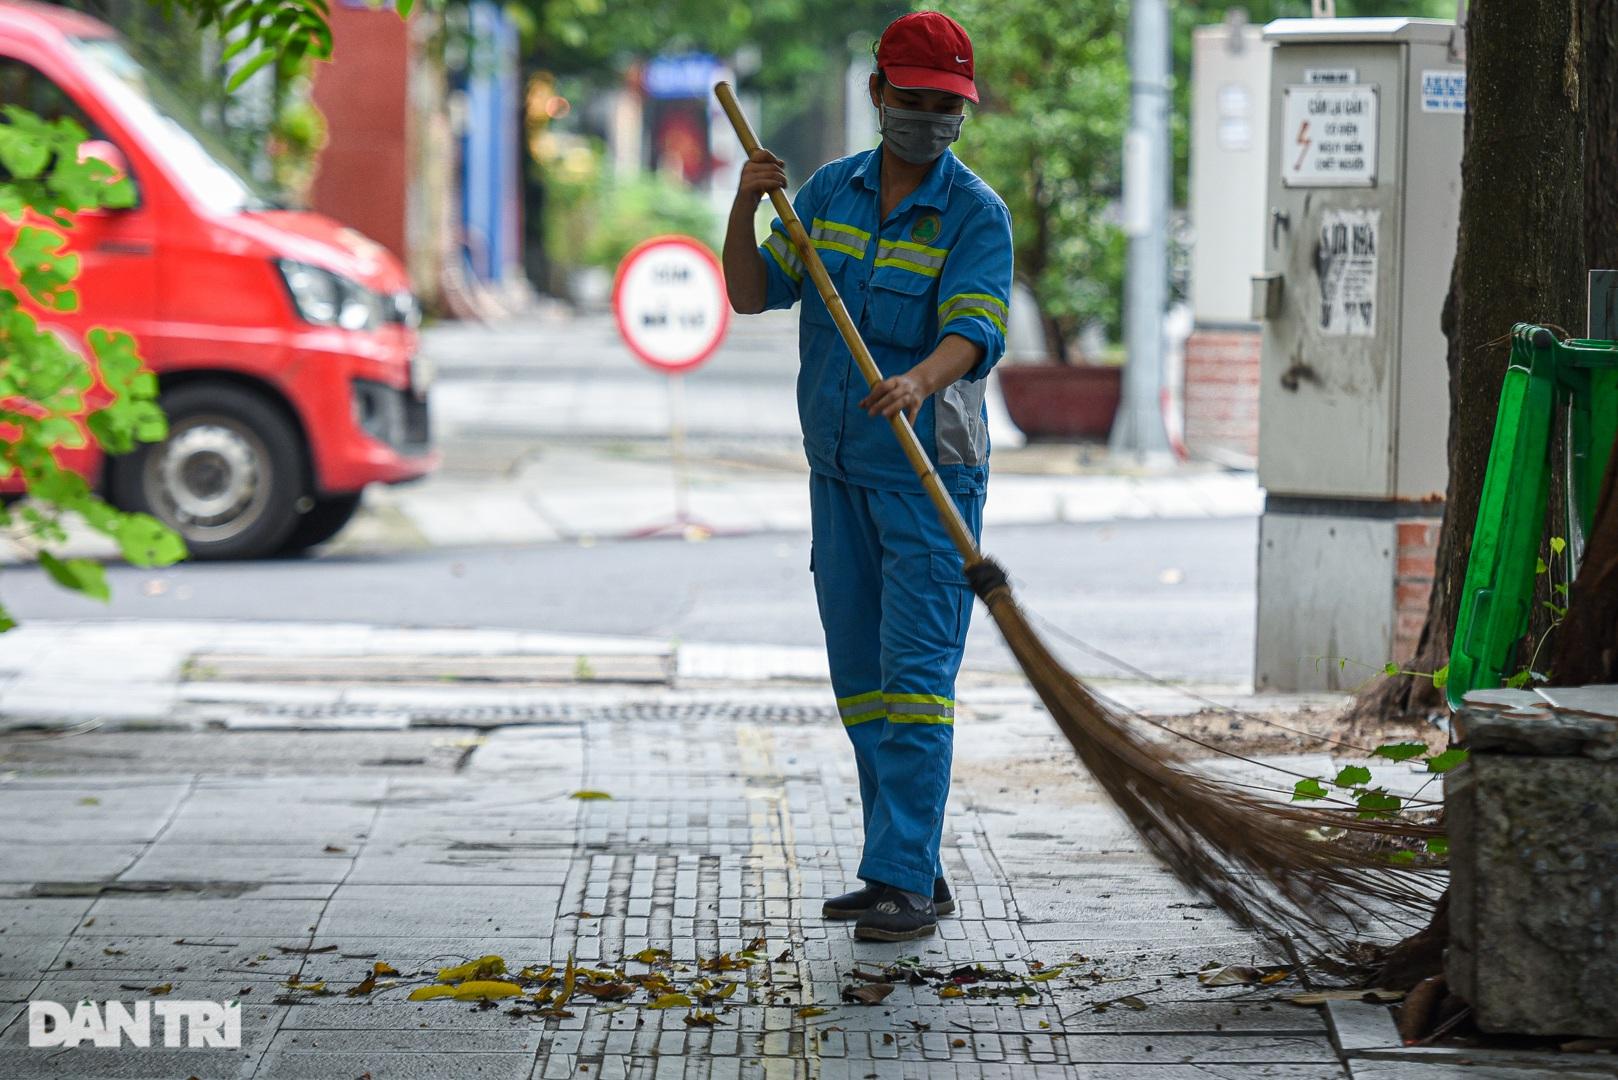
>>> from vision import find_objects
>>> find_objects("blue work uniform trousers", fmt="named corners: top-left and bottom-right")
top-left (810, 471), bottom-right (983, 897)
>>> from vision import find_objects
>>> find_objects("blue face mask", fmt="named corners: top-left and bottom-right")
top-left (879, 102), bottom-right (964, 165)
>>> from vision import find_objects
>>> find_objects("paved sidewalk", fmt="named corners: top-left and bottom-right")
top-left (12, 619), bottom-right (1575, 1079)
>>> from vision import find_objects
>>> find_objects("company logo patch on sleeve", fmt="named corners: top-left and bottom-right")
top-left (911, 213), bottom-right (942, 245)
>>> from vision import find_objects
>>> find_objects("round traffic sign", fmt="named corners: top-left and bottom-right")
top-left (612, 235), bottom-right (731, 373)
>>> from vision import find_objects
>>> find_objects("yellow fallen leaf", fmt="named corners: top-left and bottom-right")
top-left (1038, 1020), bottom-right (1051, 1029)
top-left (147, 983), bottom-right (173, 996)
top-left (684, 1010), bottom-right (720, 1027)
top-left (570, 790), bottom-right (613, 800)
top-left (532, 986), bottom-right (554, 1005)
top-left (713, 982), bottom-right (739, 1000)
top-left (648, 993), bottom-right (692, 1009)
top-left (280, 979), bottom-right (324, 993)
top-left (796, 1007), bottom-right (830, 1018)
top-left (938, 986), bottom-right (964, 999)
top-left (437, 955), bottom-right (506, 983)
top-left (632, 948), bottom-right (670, 965)
top-left (373, 962), bottom-right (400, 976)
top-left (1261, 970), bottom-right (1291, 985)
top-left (410, 980), bottom-right (523, 1001)
top-left (555, 955), bottom-right (578, 1011)
top-left (1029, 969), bottom-right (1064, 982)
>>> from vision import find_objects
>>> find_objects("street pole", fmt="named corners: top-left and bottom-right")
top-left (1111, 0), bottom-right (1173, 459)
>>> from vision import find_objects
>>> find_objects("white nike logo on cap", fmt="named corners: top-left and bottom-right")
top-left (955, 55), bottom-right (968, 64)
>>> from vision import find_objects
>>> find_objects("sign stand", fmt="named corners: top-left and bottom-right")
top-left (612, 235), bottom-right (731, 540)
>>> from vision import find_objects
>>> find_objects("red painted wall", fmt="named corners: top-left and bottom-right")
top-left (309, 6), bottom-right (411, 262)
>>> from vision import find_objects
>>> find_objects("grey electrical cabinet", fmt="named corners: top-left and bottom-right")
top-left (1256, 18), bottom-right (1462, 499)
top-left (1253, 18), bottom-right (1463, 691)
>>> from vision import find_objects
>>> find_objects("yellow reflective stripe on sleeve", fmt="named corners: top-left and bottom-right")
top-left (763, 231), bottom-right (802, 282)
top-left (938, 292), bottom-right (1009, 333)
top-left (941, 306), bottom-right (1007, 334)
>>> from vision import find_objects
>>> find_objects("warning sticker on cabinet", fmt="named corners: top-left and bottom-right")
top-left (1318, 208), bottom-right (1379, 337)
top-left (1282, 85), bottom-right (1378, 187)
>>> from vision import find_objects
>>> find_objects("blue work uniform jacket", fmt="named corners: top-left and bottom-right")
top-left (757, 147), bottom-right (1014, 496)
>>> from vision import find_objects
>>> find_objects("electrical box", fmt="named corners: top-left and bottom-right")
top-left (1253, 18), bottom-right (1463, 691)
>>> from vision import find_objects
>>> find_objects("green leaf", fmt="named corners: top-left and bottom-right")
top-left (1425, 836), bottom-right (1450, 856)
top-left (1425, 749), bottom-right (1469, 774)
top-left (1333, 765), bottom-right (1372, 788)
top-left (1505, 669), bottom-right (1533, 689)
top-left (113, 512), bottom-right (187, 567)
top-left (0, 601), bottom-right (15, 633)
top-left (1536, 557), bottom-right (1549, 575)
top-left (1431, 663), bottom-right (1450, 690)
top-left (1382, 662), bottom-right (1398, 676)
top-left (37, 551), bottom-right (110, 602)
top-left (1553, 583), bottom-right (1570, 596)
top-left (1355, 790), bottom-right (1403, 820)
top-left (1371, 742), bottom-right (1427, 763)
top-left (1387, 850), bottom-right (1417, 865)
top-left (1550, 536), bottom-right (1567, 555)
top-left (1543, 601), bottom-right (1568, 619)
top-left (1291, 778), bottom-right (1329, 802)
top-left (225, 48), bottom-right (278, 93)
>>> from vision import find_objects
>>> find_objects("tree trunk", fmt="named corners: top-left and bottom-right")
top-left (1547, 0), bottom-right (1618, 686)
top-left (1356, 0), bottom-right (1588, 721)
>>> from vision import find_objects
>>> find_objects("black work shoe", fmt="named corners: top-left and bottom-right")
top-left (853, 886), bottom-right (939, 941)
top-left (823, 878), bottom-right (955, 919)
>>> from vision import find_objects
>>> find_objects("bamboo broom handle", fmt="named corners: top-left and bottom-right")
top-left (713, 81), bottom-right (982, 567)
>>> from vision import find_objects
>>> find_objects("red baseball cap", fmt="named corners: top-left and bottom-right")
top-left (876, 11), bottom-right (978, 104)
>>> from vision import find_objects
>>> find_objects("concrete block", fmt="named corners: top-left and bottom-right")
top-left (1447, 754), bottom-right (1618, 1036)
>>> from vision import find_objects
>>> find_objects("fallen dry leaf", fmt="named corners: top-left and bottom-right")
top-left (434, 980), bottom-right (523, 1002)
top-left (631, 948), bottom-right (670, 965)
top-left (842, 983), bottom-right (895, 1006)
top-left (373, 962), bottom-right (400, 976)
top-left (577, 982), bottom-right (635, 1001)
top-left (684, 1010), bottom-right (720, 1027)
top-left (1197, 965), bottom-right (1264, 987)
top-left (569, 790), bottom-right (613, 800)
top-left (938, 986), bottom-right (964, 999)
top-left (346, 974), bottom-right (378, 997)
top-left (796, 1007), bottom-right (831, 1018)
top-left (648, 993), bottom-right (693, 1010)
top-left (437, 955), bottom-right (507, 983)
top-left (147, 984), bottom-right (173, 996)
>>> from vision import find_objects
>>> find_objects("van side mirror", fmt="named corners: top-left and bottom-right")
top-left (75, 140), bottom-right (135, 207)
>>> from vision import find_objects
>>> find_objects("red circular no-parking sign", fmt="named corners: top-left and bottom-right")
top-left (612, 235), bottom-right (731, 374)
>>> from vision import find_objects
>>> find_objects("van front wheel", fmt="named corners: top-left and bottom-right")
top-left (109, 383), bottom-right (304, 560)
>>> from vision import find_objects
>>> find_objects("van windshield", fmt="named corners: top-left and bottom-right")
top-left (69, 37), bottom-right (279, 215)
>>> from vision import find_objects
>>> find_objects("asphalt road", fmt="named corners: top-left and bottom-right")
top-left (0, 516), bottom-right (1256, 683)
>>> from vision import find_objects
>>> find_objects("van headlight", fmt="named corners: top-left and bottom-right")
top-left (276, 259), bottom-right (383, 331)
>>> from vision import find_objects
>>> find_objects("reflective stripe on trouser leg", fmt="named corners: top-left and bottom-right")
top-left (857, 483), bottom-right (983, 897)
top-left (810, 473), bottom-right (887, 844)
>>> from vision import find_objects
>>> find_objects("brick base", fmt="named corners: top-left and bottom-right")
top-left (1184, 326), bottom-right (1260, 463)
top-left (1394, 518), bottom-right (1442, 664)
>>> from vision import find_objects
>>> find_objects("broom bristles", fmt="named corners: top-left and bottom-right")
top-left (977, 575), bottom-right (1443, 953)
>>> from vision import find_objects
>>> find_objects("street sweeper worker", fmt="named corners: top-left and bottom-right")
top-left (721, 10), bottom-right (1013, 942)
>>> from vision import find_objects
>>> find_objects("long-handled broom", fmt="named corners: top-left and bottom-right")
top-left (715, 82), bottom-right (1440, 952)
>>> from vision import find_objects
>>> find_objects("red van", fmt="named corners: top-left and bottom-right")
top-left (0, 0), bottom-right (437, 558)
